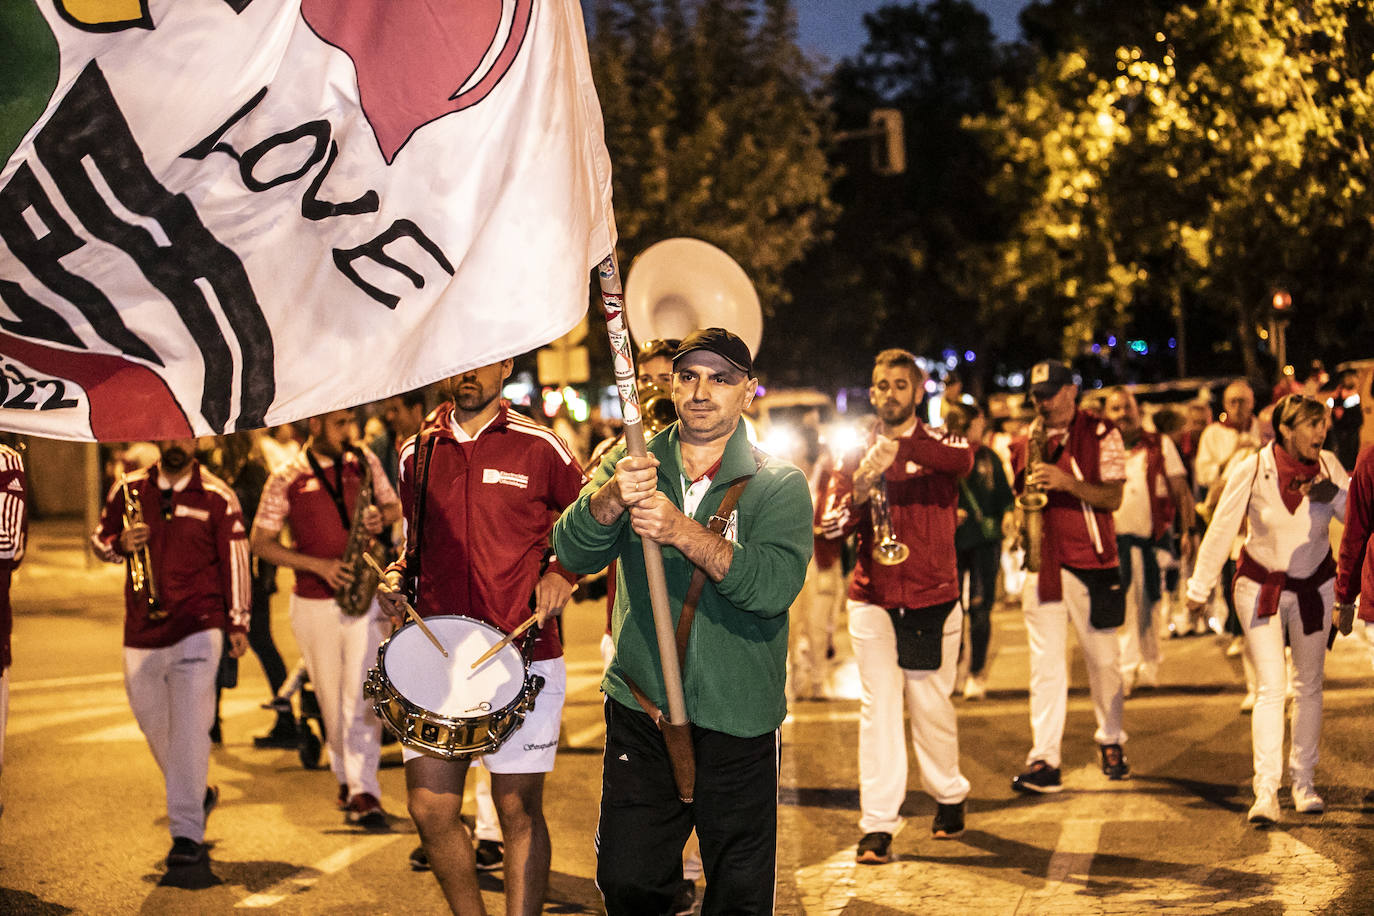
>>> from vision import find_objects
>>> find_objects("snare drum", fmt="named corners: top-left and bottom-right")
top-left (364, 615), bottom-right (543, 759)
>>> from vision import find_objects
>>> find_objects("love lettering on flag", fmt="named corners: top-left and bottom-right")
top-left (0, 0), bottom-right (615, 441)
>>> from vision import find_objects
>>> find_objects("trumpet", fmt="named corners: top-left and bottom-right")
top-left (1015, 419), bottom-right (1049, 573)
top-left (869, 474), bottom-right (909, 566)
top-left (119, 468), bottom-right (165, 621)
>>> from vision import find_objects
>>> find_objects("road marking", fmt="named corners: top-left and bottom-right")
top-left (10, 671), bottom-right (124, 691)
top-left (68, 696), bottom-right (267, 743)
top-left (235, 833), bottom-right (403, 908)
top-left (7, 702), bottom-right (131, 737)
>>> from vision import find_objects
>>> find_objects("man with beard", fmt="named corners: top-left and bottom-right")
top-left (821, 349), bottom-right (974, 863)
top-left (376, 358), bottom-right (585, 916)
top-left (92, 438), bottom-right (250, 868)
top-left (553, 329), bottom-right (812, 915)
top-left (251, 409), bottom-right (401, 828)
top-left (1101, 388), bottom-right (1194, 694)
top-left (1010, 361), bottom-right (1129, 795)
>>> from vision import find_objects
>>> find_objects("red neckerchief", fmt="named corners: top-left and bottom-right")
top-left (1272, 443), bottom-right (1319, 514)
top-left (691, 456), bottom-right (723, 485)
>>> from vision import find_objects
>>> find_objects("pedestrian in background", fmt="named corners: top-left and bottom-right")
top-left (946, 402), bottom-right (1012, 701)
top-left (1186, 394), bottom-right (1348, 825)
top-left (1101, 388), bottom-right (1194, 694)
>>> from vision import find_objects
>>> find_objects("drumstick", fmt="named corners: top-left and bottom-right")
top-left (471, 614), bottom-right (539, 670)
top-left (362, 553), bottom-right (448, 658)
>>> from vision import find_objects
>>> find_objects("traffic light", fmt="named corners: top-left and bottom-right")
top-left (869, 108), bottom-right (905, 176)
top-left (1270, 289), bottom-right (1292, 313)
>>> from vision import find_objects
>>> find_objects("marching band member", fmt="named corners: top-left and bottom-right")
top-left (823, 349), bottom-right (974, 863)
top-left (1010, 361), bottom-right (1130, 795)
top-left (377, 358), bottom-right (585, 916)
top-left (1186, 394), bottom-right (1348, 824)
top-left (92, 438), bottom-right (250, 868)
top-left (251, 410), bottom-right (401, 828)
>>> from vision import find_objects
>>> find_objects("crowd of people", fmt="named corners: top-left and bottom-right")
top-left (0, 333), bottom-right (1368, 915)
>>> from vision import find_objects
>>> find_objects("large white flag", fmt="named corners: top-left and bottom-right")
top-left (0, 0), bottom-right (615, 441)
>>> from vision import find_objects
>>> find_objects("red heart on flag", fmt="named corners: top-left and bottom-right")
top-left (301, 0), bottom-right (534, 164)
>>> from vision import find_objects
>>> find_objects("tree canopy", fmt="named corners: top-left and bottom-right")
top-left (588, 0), bottom-right (835, 366)
top-left (968, 0), bottom-right (1374, 381)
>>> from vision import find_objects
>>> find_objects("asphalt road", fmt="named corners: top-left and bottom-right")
top-left (2, 526), bottom-right (1373, 914)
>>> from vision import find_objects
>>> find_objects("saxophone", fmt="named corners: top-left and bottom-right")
top-left (119, 468), bottom-right (166, 621)
top-left (1016, 419), bottom-right (1049, 573)
top-left (335, 447), bottom-right (387, 616)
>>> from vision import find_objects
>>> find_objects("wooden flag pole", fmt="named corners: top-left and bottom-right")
top-left (594, 254), bottom-right (688, 727)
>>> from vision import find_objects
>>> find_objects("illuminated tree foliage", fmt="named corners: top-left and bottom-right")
top-left (969, 0), bottom-right (1374, 377)
top-left (588, 0), bottom-right (835, 326)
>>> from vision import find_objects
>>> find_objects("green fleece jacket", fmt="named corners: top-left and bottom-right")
top-left (552, 421), bottom-right (813, 738)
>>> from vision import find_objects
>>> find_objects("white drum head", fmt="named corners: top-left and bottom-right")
top-left (383, 616), bottom-right (526, 718)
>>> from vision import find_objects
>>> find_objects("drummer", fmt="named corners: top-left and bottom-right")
top-left (377, 358), bottom-right (585, 916)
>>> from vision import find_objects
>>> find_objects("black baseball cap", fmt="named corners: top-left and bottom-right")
top-left (1028, 360), bottom-right (1077, 400)
top-left (673, 328), bottom-right (754, 377)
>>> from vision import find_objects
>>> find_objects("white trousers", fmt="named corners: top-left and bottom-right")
top-left (849, 600), bottom-right (969, 834)
top-left (1022, 570), bottom-right (1126, 768)
top-left (1118, 543), bottom-right (1162, 681)
top-left (289, 594), bottom-right (385, 800)
top-left (1235, 577), bottom-right (1330, 794)
top-left (124, 628), bottom-right (220, 843)
top-left (789, 560), bottom-right (845, 699)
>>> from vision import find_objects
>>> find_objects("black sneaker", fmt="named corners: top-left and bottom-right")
top-left (1099, 743), bottom-right (1130, 780)
top-left (855, 831), bottom-right (892, 864)
top-left (203, 785), bottom-right (219, 818)
top-left (344, 793), bottom-right (388, 830)
top-left (253, 716), bottom-right (298, 749)
top-left (409, 845), bottom-right (430, 872)
top-left (932, 801), bottom-right (965, 839)
top-left (208, 719), bottom-right (222, 745)
top-left (671, 877), bottom-right (697, 915)
top-left (1012, 760), bottom-right (1063, 794)
top-left (165, 836), bottom-right (205, 867)
top-left (474, 839), bottom-right (504, 871)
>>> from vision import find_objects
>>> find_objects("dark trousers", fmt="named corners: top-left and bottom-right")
top-left (247, 572), bottom-right (287, 694)
top-left (957, 542), bottom-right (1000, 675)
top-left (597, 698), bottom-right (779, 916)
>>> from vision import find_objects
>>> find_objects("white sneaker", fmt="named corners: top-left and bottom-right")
top-left (1225, 636), bottom-right (1244, 657)
top-left (1291, 782), bottom-right (1324, 814)
top-left (1248, 790), bottom-right (1280, 825)
top-left (962, 677), bottom-right (986, 701)
top-left (1240, 692), bottom-right (1256, 713)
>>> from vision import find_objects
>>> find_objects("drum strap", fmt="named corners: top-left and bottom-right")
top-left (406, 429), bottom-right (438, 607)
top-left (622, 474), bottom-right (751, 726)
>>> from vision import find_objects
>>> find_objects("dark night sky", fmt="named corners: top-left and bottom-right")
top-left (794, 1), bottom-right (1028, 64)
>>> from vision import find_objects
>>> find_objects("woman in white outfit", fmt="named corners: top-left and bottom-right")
top-left (1185, 394), bottom-right (1348, 825)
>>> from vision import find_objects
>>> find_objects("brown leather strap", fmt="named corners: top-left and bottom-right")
top-left (624, 474), bottom-right (752, 718)
top-left (674, 476), bottom-right (750, 664)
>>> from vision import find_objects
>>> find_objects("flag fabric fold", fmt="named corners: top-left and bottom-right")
top-left (0, 0), bottom-right (616, 441)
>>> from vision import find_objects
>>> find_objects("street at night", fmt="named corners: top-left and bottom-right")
top-left (3, 522), bottom-right (1371, 915)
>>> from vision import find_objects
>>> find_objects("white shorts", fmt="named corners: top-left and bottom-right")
top-left (401, 656), bottom-right (565, 774)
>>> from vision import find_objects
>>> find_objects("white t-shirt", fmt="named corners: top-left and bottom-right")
top-left (1115, 436), bottom-right (1186, 538)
